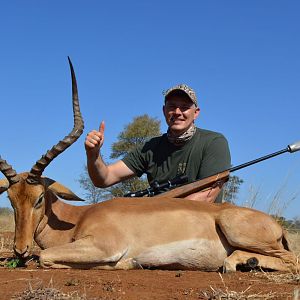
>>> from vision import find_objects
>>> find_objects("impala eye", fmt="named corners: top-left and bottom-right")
top-left (34, 193), bottom-right (44, 209)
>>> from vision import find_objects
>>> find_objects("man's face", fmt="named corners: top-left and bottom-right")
top-left (163, 94), bottom-right (200, 136)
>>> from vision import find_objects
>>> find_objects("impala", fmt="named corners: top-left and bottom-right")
top-left (0, 59), bottom-right (298, 272)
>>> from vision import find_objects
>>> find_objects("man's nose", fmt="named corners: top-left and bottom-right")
top-left (174, 107), bottom-right (182, 114)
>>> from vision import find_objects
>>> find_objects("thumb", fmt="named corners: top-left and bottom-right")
top-left (99, 120), bottom-right (105, 134)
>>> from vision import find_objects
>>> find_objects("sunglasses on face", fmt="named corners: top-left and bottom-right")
top-left (165, 104), bottom-right (195, 112)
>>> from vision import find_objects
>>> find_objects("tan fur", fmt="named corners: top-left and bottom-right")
top-left (0, 178), bottom-right (8, 193)
top-left (1, 172), bottom-right (298, 272)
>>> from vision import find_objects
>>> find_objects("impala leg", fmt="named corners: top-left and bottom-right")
top-left (218, 208), bottom-right (299, 271)
top-left (39, 237), bottom-right (138, 270)
top-left (223, 250), bottom-right (292, 273)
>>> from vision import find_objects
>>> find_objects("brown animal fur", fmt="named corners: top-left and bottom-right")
top-left (0, 173), bottom-right (298, 272)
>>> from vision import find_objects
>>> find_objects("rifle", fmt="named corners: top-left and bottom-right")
top-left (124, 140), bottom-right (300, 198)
top-left (124, 174), bottom-right (189, 197)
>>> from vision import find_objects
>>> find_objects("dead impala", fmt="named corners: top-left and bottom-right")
top-left (0, 59), bottom-right (298, 272)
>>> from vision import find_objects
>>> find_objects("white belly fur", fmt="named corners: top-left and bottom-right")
top-left (134, 239), bottom-right (227, 271)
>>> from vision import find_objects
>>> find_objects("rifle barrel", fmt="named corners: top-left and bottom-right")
top-left (230, 148), bottom-right (288, 173)
top-left (230, 140), bottom-right (300, 173)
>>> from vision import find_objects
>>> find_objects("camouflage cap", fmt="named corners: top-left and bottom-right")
top-left (163, 84), bottom-right (198, 107)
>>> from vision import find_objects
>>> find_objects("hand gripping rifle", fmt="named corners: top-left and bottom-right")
top-left (124, 140), bottom-right (300, 198)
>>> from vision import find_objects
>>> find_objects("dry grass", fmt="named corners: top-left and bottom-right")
top-left (12, 287), bottom-right (86, 300)
top-left (0, 233), bottom-right (14, 252)
top-left (0, 211), bottom-right (14, 232)
top-left (0, 210), bottom-right (15, 253)
top-left (202, 273), bottom-right (299, 300)
top-left (201, 273), bottom-right (292, 300)
top-left (289, 231), bottom-right (300, 256)
top-left (11, 279), bottom-right (87, 300)
top-left (254, 271), bottom-right (300, 285)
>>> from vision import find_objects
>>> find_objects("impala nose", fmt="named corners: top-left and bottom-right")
top-left (14, 244), bottom-right (29, 258)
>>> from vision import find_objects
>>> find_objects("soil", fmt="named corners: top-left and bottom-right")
top-left (0, 233), bottom-right (299, 300)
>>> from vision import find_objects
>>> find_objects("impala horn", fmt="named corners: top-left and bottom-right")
top-left (0, 157), bottom-right (20, 187)
top-left (26, 57), bottom-right (84, 184)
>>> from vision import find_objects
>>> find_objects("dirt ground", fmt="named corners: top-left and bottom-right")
top-left (0, 232), bottom-right (299, 300)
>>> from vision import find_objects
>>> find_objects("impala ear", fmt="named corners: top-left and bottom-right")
top-left (0, 178), bottom-right (9, 195)
top-left (44, 178), bottom-right (85, 202)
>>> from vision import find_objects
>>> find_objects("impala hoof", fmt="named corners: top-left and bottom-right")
top-left (246, 257), bottom-right (259, 269)
top-left (14, 245), bottom-right (30, 258)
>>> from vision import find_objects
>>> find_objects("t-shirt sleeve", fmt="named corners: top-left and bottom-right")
top-left (198, 134), bottom-right (231, 179)
top-left (122, 144), bottom-right (147, 177)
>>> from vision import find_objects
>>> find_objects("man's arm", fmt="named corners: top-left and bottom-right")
top-left (87, 155), bottom-right (135, 187)
top-left (183, 184), bottom-right (223, 203)
top-left (85, 121), bottom-right (135, 187)
top-left (155, 170), bottom-right (229, 201)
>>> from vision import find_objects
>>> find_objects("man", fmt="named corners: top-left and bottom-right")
top-left (85, 84), bottom-right (231, 203)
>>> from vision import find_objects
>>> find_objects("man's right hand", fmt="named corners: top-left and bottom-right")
top-left (84, 120), bottom-right (135, 187)
top-left (85, 121), bottom-right (105, 158)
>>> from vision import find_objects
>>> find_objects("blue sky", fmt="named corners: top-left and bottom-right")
top-left (0, 1), bottom-right (299, 219)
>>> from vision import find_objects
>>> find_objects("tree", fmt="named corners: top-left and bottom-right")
top-left (108, 114), bottom-right (161, 197)
top-left (293, 217), bottom-right (300, 230)
top-left (79, 114), bottom-right (161, 203)
top-left (110, 114), bottom-right (161, 158)
top-left (222, 175), bottom-right (244, 204)
top-left (78, 165), bottom-right (111, 203)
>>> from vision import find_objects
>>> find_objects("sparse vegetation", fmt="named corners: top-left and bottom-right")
top-left (12, 287), bottom-right (86, 300)
top-left (201, 273), bottom-right (299, 299)
top-left (202, 285), bottom-right (278, 299)
top-left (289, 232), bottom-right (300, 256)
top-left (254, 271), bottom-right (300, 285)
top-left (0, 207), bottom-right (14, 232)
top-left (5, 257), bottom-right (24, 268)
top-left (241, 179), bottom-right (299, 220)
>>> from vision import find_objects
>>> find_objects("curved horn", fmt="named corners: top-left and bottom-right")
top-left (27, 57), bottom-right (84, 184)
top-left (0, 156), bottom-right (20, 186)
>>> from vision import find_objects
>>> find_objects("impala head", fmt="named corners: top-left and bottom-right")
top-left (0, 58), bottom-right (84, 258)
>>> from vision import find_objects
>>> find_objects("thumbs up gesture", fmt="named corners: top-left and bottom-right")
top-left (85, 121), bottom-right (105, 156)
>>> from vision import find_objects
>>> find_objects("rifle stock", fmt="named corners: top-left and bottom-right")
top-left (153, 170), bottom-right (230, 198)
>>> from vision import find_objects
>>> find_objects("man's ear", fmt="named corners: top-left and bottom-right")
top-left (194, 107), bottom-right (200, 120)
top-left (43, 178), bottom-right (85, 201)
top-left (162, 105), bottom-right (168, 119)
top-left (0, 178), bottom-right (9, 195)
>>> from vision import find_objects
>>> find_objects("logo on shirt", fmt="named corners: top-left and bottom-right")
top-left (177, 162), bottom-right (187, 176)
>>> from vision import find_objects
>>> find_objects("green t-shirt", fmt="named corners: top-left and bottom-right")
top-left (122, 128), bottom-right (231, 202)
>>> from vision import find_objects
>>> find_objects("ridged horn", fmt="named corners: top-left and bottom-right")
top-left (0, 156), bottom-right (20, 186)
top-left (26, 57), bottom-right (84, 184)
